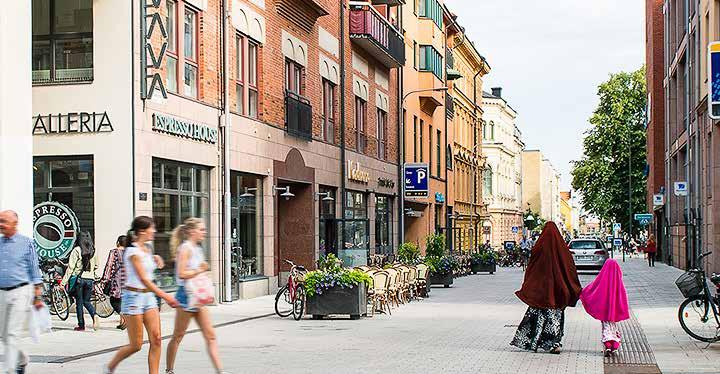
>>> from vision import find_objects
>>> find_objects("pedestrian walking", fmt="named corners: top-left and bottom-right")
top-left (102, 216), bottom-right (179, 374)
top-left (646, 234), bottom-right (657, 267)
top-left (0, 210), bottom-right (44, 374)
top-left (61, 231), bottom-right (100, 332)
top-left (579, 259), bottom-right (630, 357)
top-left (101, 235), bottom-right (127, 330)
top-left (510, 221), bottom-right (582, 354)
top-left (165, 217), bottom-right (227, 374)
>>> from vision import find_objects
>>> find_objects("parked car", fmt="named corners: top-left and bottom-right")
top-left (568, 239), bottom-right (608, 271)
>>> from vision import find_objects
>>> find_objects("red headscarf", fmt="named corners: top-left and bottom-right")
top-left (515, 222), bottom-right (582, 309)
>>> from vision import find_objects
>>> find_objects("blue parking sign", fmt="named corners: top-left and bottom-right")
top-left (404, 163), bottom-right (429, 197)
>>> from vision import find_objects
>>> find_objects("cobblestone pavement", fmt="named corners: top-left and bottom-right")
top-left (21, 267), bottom-right (605, 374)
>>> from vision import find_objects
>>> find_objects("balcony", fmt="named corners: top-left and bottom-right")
top-left (371, 0), bottom-right (405, 6)
top-left (349, 3), bottom-right (405, 68)
top-left (285, 91), bottom-right (313, 140)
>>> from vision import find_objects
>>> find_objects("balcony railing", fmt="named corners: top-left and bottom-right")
top-left (445, 93), bottom-right (454, 119)
top-left (349, 3), bottom-right (405, 68)
top-left (285, 91), bottom-right (313, 140)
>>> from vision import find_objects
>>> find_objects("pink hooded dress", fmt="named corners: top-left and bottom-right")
top-left (580, 259), bottom-right (630, 322)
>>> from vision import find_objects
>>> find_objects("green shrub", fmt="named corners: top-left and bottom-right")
top-left (425, 234), bottom-right (446, 258)
top-left (397, 242), bottom-right (421, 265)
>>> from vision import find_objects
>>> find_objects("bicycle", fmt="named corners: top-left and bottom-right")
top-left (274, 260), bottom-right (307, 321)
top-left (677, 251), bottom-right (720, 342)
top-left (91, 280), bottom-right (115, 318)
top-left (40, 258), bottom-right (70, 321)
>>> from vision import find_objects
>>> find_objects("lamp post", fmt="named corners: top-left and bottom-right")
top-left (399, 86), bottom-right (450, 246)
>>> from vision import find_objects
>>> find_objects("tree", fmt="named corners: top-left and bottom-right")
top-left (571, 67), bottom-right (647, 236)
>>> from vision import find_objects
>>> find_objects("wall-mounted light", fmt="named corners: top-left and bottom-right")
top-left (273, 185), bottom-right (295, 200)
top-left (240, 187), bottom-right (257, 198)
top-left (315, 192), bottom-right (334, 202)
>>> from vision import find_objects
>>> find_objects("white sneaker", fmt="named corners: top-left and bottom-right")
top-left (101, 364), bottom-right (113, 374)
top-left (93, 315), bottom-right (100, 331)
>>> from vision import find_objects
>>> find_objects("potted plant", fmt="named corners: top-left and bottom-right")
top-left (304, 254), bottom-right (372, 320)
top-left (471, 249), bottom-right (498, 274)
top-left (398, 242), bottom-right (421, 265)
top-left (425, 255), bottom-right (457, 288)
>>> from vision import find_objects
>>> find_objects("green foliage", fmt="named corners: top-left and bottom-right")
top-left (424, 255), bottom-right (457, 275)
top-left (303, 266), bottom-right (372, 298)
top-left (471, 248), bottom-right (498, 266)
top-left (571, 67), bottom-right (647, 235)
top-left (523, 208), bottom-right (546, 233)
top-left (425, 234), bottom-right (446, 258)
top-left (397, 242), bottom-right (421, 265)
top-left (316, 253), bottom-right (343, 271)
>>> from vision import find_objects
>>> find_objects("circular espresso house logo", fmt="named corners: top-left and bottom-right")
top-left (33, 202), bottom-right (79, 259)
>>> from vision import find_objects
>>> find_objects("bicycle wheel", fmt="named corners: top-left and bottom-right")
top-left (292, 285), bottom-right (305, 321)
top-left (92, 285), bottom-right (115, 318)
top-left (274, 285), bottom-right (292, 318)
top-left (51, 285), bottom-right (70, 321)
top-left (679, 295), bottom-right (720, 343)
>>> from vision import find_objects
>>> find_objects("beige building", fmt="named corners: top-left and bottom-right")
top-left (481, 88), bottom-right (524, 247)
top-left (522, 150), bottom-right (561, 223)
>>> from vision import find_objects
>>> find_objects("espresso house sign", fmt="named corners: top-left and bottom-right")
top-left (33, 112), bottom-right (113, 135)
top-left (152, 113), bottom-right (218, 144)
top-left (348, 160), bottom-right (370, 184)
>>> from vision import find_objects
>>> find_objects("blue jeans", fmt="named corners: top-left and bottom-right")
top-left (75, 278), bottom-right (96, 328)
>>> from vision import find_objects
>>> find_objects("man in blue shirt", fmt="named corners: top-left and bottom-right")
top-left (0, 210), bottom-right (43, 374)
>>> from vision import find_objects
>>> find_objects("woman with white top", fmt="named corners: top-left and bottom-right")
top-left (102, 216), bottom-right (179, 374)
top-left (165, 217), bottom-right (226, 374)
top-left (61, 231), bottom-right (100, 331)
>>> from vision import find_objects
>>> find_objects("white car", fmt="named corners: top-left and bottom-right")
top-left (568, 239), bottom-right (609, 271)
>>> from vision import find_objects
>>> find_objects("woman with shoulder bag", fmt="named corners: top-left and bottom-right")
top-left (165, 217), bottom-right (227, 374)
top-left (102, 235), bottom-right (127, 329)
top-left (61, 231), bottom-right (100, 332)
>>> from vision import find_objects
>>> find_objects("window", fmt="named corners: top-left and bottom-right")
top-left (235, 34), bottom-right (261, 118)
top-left (413, 41), bottom-right (418, 69)
top-left (152, 159), bottom-right (210, 288)
top-left (429, 125), bottom-right (433, 173)
top-left (490, 121), bottom-right (495, 140)
top-left (33, 157), bottom-right (95, 259)
top-left (319, 187), bottom-right (338, 257)
top-left (377, 109), bottom-right (387, 159)
top-left (248, 42), bottom-right (259, 118)
top-left (375, 196), bottom-right (393, 255)
top-left (447, 144), bottom-right (453, 170)
top-left (483, 167), bottom-right (493, 196)
top-left (166, 0), bottom-right (178, 92)
top-left (285, 58), bottom-right (304, 95)
top-left (355, 96), bottom-right (367, 152)
top-left (420, 119), bottom-right (424, 162)
top-left (418, 0), bottom-right (442, 28)
top-left (341, 191), bottom-right (369, 267)
top-left (32, 0), bottom-right (93, 84)
top-left (183, 7), bottom-right (198, 98)
top-left (419, 45), bottom-right (443, 80)
top-left (436, 129), bottom-right (442, 176)
top-left (235, 34), bottom-right (245, 114)
top-left (482, 121), bottom-right (487, 140)
top-left (322, 79), bottom-right (336, 143)
top-left (434, 204), bottom-right (442, 233)
top-left (229, 172), bottom-right (264, 292)
top-left (413, 116), bottom-right (418, 162)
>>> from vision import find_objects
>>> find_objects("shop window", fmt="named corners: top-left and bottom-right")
top-left (33, 157), bottom-right (95, 258)
top-left (229, 172), bottom-right (264, 299)
top-left (375, 196), bottom-right (393, 255)
top-left (322, 79), bottom-right (336, 143)
top-left (32, 0), bottom-right (93, 84)
top-left (355, 97), bottom-right (367, 153)
top-left (377, 109), bottom-right (387, 160)
top-left (319, 187), bottom-right (338, 257)
top-left (341, 191), bottom-right (369, 267)
top-left (152, 159), bottom-right (210, 288)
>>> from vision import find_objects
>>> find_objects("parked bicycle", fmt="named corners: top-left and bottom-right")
top-left (91, 279), bottom-right (115, 318)
top-left (677, 251), bottom-right (720, 342)
top-left (274, 259), bottom-right (307, 321)
top-left (40, 258), bottom-right (70, 321)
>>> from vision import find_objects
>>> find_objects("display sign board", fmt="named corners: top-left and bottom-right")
top-left (674, 181), bottom-right (688, 196)
top-left (33, 202), bottom-right (80, 259)
top-left (653, 194), bottom-right (665, 207)
top-left (512, 226), bottom-right (519, 234)
top-left (634, 213), bottom-right (653, 222)
top-left (613, 223), bottom-right (622, 232)
top-left (708, 42), bottom-right (720, 119)
top-left (404, 163), bottom-right (429, 198)
top-left (613, 238), bottom-right (623, 248)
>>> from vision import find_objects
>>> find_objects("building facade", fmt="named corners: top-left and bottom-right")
top-left (481, 88), bottom-right (524, 247)
top-left (30, 0), bottom-right (402, 300)
top-left (559, 191), bottom-right (573, 235)
top-left (521, 150), bottom-right (560, 223)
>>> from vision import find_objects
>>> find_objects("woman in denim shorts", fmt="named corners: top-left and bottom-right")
top-left (102, 216), bottom-right (179, 374)
top-left (165, 218), bottom-right (227, 374)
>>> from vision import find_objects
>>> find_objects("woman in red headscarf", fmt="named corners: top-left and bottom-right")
top-left (510, 222), bottom-right (582, 354)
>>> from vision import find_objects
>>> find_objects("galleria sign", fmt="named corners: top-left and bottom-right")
top-left (32, 112), bottom-right (113, 135)
top-left (152, 113), bottom-right (218, 144)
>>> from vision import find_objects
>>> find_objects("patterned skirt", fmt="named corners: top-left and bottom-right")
top-left (510, 307), bottom-right (565, 352)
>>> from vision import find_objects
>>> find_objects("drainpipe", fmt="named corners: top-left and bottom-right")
top-left (472, 66), bottom-right (483, 250)
top-left (221, 0), bottom-right (232, 302)
top-left (131, 0), bottom-right (136, 217)
top-left (397, 61), bottom-right (404, 245)
top-left (340, 0), bottom-right (347, 257)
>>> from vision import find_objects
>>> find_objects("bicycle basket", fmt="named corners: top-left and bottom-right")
top-left (675, 271), bottom-right (704, 298)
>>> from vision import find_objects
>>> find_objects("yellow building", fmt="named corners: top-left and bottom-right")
top-left (559, 192), bottom-right (573, 235)
top-left (446, 16), bottom-right (490, 252)
top-left (522, 150), bottom-right (561, 222)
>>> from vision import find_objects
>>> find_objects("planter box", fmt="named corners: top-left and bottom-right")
top-left (306, 283), bottom-right (367, 320)
top-left (471, 263), bottom-right (496, 275)
top-left (429, 273), bottom-right (454, 288)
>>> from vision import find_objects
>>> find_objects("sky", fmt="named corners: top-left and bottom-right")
top-left (448, 0), bottom-right (646, 190)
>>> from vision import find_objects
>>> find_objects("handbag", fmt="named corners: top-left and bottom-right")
top-left (66, 248), bottom-right (81, 294)
top-left (29, 305), bottom-right (53, 343)
top-left (185, 273), bottom-right (215, 308)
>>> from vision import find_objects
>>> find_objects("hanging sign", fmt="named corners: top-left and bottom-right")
top-left (708, 42), bottom-right (720, 119)
top-left (32, 202), bottom-right (80, 259)
top-left (674, 181), bottom-right (688, 196)
top-left (653, 194), bottom-right (664, 207)
top-left (141, 0), bottom-right (168, 100)
top-left (404, 163), bottom-right (429, 198)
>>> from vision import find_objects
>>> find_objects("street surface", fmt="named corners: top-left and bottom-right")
top-left (12, 259), bottom-right (720, 374)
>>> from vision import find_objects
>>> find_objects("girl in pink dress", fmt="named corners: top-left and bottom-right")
top-left (579, 259), bottom-right (630, 356)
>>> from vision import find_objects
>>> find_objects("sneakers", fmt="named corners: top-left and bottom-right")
top-left (101, 365), bottom-right (113, 374)
top-left (165, 370), bottom-right (175, 374)
top-left (549, 346), bottom-right (562, 354)
top-left (74, 326), bottom-right (85, 332)
top-left (604, 348), bottom-right (612, 357)
top-left (93, 315), bottom-right (100, 331)
top-left (15, 362), bottom-right (27, 374)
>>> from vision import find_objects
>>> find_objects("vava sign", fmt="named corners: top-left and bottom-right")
top-left (33, 202), bottom-right (80, 259)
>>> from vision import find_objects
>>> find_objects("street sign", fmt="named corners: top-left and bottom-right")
top-left (653, 194), bottom-right (665, 207)
top-left (708, 42), bottom-right (720, 119)
top-left (674, 181), bottom-right (688, 197)
top-left (613, 238), bottom-right (623, 247)
top-left (613, 223), bottom-right (621, 232)
top-left (634, 213), bottom-right (653, 222)
top-left (606, 235), bottom-right (614, 243)
top-left (512, 226), bottom-right (519, 234)
top-left (404, 163), bottom-right (429, 198)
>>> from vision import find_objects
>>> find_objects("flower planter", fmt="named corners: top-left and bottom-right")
top-left (471, 263), bottom-right (496, 275)
top-left (305, 283), bottom-right (367, 320)
top-left (429, 273), bottom-right (454, 288)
